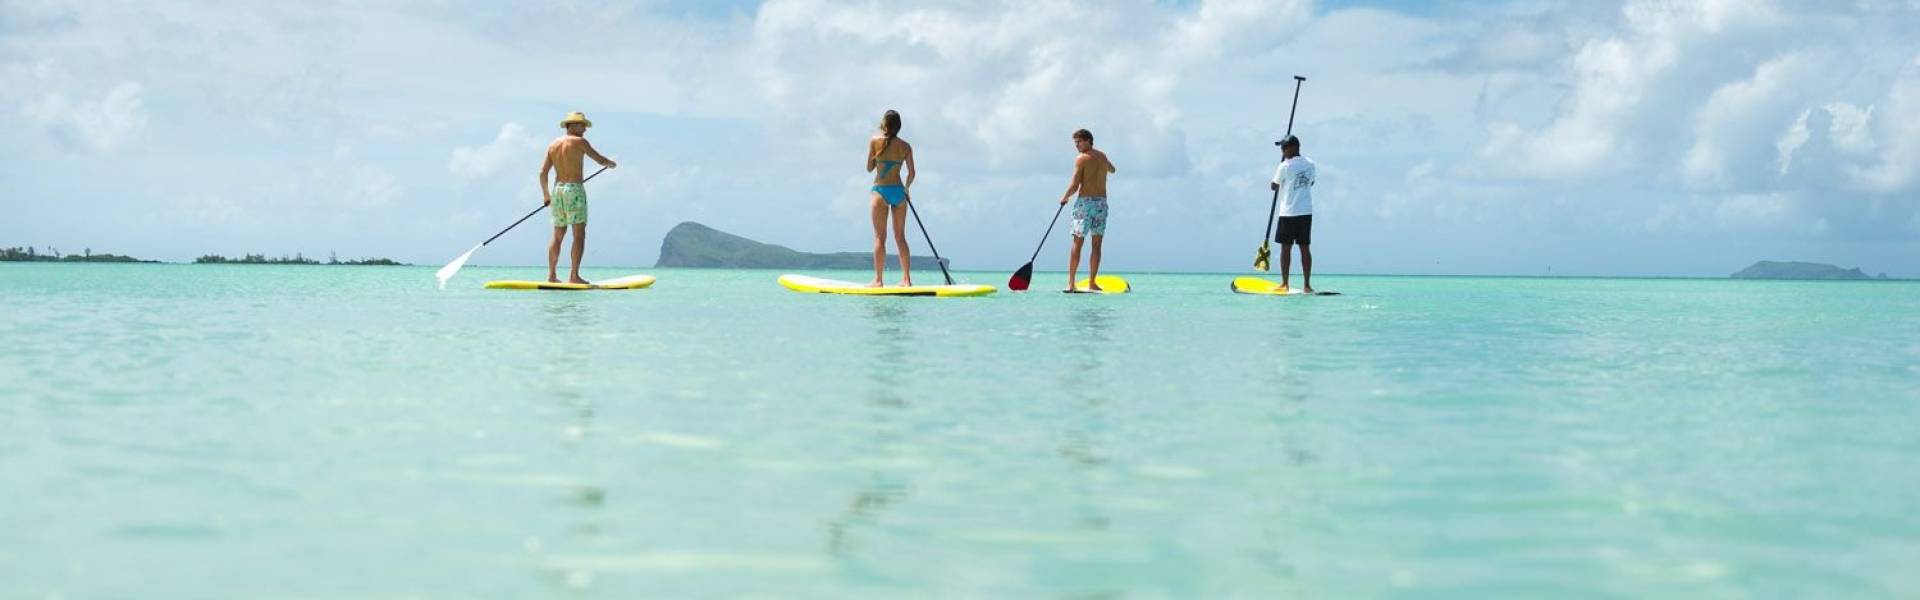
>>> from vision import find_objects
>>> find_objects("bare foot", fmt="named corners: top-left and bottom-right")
top-left (569, 277), bottom-right (591, 285)
top-left (547, 277), bottom-right (562, 284)
top-left (1088, 283), bottom-right (1104, 292)
top-left (1303, 287), bottom-right (1315, 294)
top-left (866, 279), bottom-right (884, 288)
top-left (898, 279), bottom-right (913, 288)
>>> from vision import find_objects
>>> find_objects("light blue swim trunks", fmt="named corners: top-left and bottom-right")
top-left (1071, 196), bottom-right (1107, 237)
top-left (551, 182), bottom-right (587, 226)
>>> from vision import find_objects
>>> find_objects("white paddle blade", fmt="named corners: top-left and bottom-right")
top-left (435, 244), bottom-right (482, 290)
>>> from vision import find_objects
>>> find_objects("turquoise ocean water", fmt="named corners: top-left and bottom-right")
top-left (3, 263), bottom-right (1917, 597)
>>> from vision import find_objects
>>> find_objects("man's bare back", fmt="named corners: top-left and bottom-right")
top-left (545, 136), bottom-right (605, 183)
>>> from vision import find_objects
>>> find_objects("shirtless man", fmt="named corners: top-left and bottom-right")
top-left (539, 111), bottom-right (616, 284)
top-left (1058, 129), bottom-right (1116, 292)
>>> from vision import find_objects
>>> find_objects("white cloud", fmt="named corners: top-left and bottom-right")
top-left (1476, 34), bottom-right (1674, 178)
top-left (1774, 108), bottom-right (1809, 176)
top-left (1823, 102), bottom-right (1876, 156)
top-left (1474, 0), bottom-right (1798, 180)
top-left (22, 82), bottom-right (148, 153)
top-left (745, 0), bottom-right (1307, 179)
top-left (449, 123), bottom-right (536, 179)
top-left (1845, 61), bottom-right (1920, 191)
top-left (1682, 53), bottom-right (1808, 188)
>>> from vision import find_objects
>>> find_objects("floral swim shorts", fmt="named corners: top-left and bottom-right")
top-left (550, 182), bottom-right (588, 226)
top-left (1071, 196), bottom-right (1108, 237)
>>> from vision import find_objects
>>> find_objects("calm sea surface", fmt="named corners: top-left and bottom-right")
top-left (3, 263), bottom-right (1917, 597)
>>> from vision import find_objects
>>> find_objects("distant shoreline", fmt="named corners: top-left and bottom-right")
top-left (1, 246), bottom-right (405, 266)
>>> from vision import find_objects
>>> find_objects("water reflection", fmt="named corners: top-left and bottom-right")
top-left (538, 295), bottom-right (601, 334)
top-left (825, 301), bottom-right (916, 559)
top-left (1057, 304), bottom-right (1119, 594)
top-left (536, 384), bottom-right (610, 591)
top-left (863, 302), bottom-right (912, 408)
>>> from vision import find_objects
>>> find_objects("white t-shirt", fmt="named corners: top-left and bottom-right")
top-left (1270, 156), bottom-right (1316, 217)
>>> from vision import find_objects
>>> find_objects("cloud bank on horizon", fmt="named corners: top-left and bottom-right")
top-left (2, 0), bottom-right (1916, 276)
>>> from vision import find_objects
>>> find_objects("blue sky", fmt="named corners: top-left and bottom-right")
top-left (3, 0), bottom-right (1917, 276)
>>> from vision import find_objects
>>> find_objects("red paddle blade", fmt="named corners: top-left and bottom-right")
top-left (1008, 263), bottom-right (1034, 291)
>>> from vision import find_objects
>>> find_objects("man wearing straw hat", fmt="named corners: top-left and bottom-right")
top-left (539, 111), bottom-right (617, 284)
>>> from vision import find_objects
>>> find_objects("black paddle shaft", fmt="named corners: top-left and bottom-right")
top-left (1027, 202), bottom-right (1068, 263)
top-left (481, 166), bottom-right (609, 246)
top-left (903, 193), bottom-right (955, 285)
top-left (1262, 76), bottom-right (1307, 245)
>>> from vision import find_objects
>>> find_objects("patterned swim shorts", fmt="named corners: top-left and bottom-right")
top-left (550, 182), bottom-right (588, 226)
top-left (1071, 196), bottom-right (1108, 237)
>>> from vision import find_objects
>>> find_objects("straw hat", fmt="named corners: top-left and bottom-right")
top-left (560, 112), bottom-right (592, 128)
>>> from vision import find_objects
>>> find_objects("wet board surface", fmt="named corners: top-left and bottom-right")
top-left (484, 274), bottom-right (656, 290)
top-left (1230, 276), bottom-right (1340, 296)
top-left (778, 274), bottom-right (996, 297)
top-left (1061, 275), bottom-right (1132, 294)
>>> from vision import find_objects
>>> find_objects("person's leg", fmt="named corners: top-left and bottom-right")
top-left (1067, 235), bottom-right (1083, 291)
top-left (1087, 234), bottom-right (1104, 291)
top-left (1300, 244), bottom-right (1313, 293)
top-left (1279, 242), bottom-right (1294, 289)
top-left (548, 226), bottom-right (566, 283)
top-left (568, 223), bottom-right (589, 284)
top-left (869, 194), bottom-right (888, 286)
top-left (891, 204), bottom-right (913, 287)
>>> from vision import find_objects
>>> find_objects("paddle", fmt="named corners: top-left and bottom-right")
top-left (1007, 202), bottom-right (1067, 291)
top-left (435, 166), bottom-right (608, 289)
top-left (902, 191), bottom-right (955, 285)
top-left (1254, 75), bottom-right (1306, 272)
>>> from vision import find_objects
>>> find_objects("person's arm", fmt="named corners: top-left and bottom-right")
top-left (902, 142), bottom-right (916, 190)
top-left (1270, 159), bottom-right (1287, 191)
top-left (539, 149), bottom-right (554, 205)
top-left (1060, 155), bottom-right (1086, 205)
top-left (1104, 151), bottom-right (1116, 174)
top-left (582, 140), bottom-right (616, 169)
top-left (866, 138), bottom-right (879, 173)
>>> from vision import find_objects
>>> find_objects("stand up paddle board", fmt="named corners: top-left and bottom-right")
top-left (779, 274), bottom-right (995, 297)
top-left (1231, 276), bottom-right (1339, 296)
top-left (485, 274), bottom-right (656, 290)
top-left (1063, 275), bottom-right (1132, 294)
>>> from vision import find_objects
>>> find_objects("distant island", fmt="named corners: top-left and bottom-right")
top-left (1, 246), bottom-right (403, 265)
top-left (657, 221), bottom-right (947, 269)
top-left (1732, 261), bottom-right (1887, 280)
top-left (195, 252), bottom-right (405, 266)
top-left (2, 246), bottom-right (153, 263)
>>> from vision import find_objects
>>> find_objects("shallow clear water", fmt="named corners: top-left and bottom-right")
top-left (3, 263), bottom-right (1917, 597)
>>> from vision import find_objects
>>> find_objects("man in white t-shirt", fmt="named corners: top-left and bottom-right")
top-left (1268, 135), bottom-right (1318, 293)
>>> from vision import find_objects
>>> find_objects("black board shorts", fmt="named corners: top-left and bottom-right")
top-left (1274, 215), bottom-right (1312, 246)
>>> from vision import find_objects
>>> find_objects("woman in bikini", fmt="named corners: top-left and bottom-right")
top-left (866, 110), bottom-right (917, 287)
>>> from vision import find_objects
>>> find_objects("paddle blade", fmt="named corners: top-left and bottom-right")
top-left (1253, 244), bottom-right (1271, 272)
top-left (435, 243), bottom-right (481, 290)
top-left (1008, 262), bottom-right (1035, 291)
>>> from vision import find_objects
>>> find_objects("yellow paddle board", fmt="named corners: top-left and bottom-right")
top-left (1231, 276), bottom-right (1339, 296)
top-left (1065, 275), bottom-right (1132, 294)
top-left (779, 274), bottom-right (995, 297)
top-left (485, 274), bottom-right (656, 290)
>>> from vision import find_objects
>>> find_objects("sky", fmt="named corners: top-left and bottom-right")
top-left (3, 0), bottom-right (1917, 277)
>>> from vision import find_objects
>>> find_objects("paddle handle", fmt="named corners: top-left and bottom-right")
top-left (1028, 202), bottom-right (1068, 263)
top-left (903, 193), bottom-right (954, 285)
top-left (481, 166), bottom-right (609, 247)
